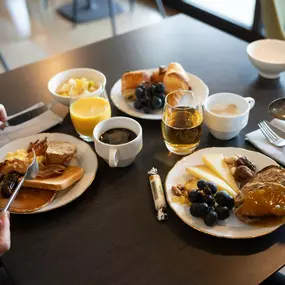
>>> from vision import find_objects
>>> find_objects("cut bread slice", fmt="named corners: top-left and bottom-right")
top-left (186, 165), bottom-right (236, 197)
top-left (244, 165), bottom-right (285, 186)
top-left (23, 165), bottom-right (84, 191)
top-left (235, 182), bottom-right (285, 222)
top-left (202, 154), bottom-right (239, 193)
top-left (46, 141), bottom-right (77, 165)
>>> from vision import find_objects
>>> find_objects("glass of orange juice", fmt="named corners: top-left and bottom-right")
top-left (70, 83), bottom-right (111, 142)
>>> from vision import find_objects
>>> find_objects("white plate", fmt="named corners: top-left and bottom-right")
top-left (110, 68), bottom-right (209, 120)
top-left (165, 147), bottom-right (283, 239)
top-left (0, 133), bottom-right (98, 214)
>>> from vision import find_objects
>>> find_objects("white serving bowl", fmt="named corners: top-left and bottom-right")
top-left (48, 68), bottom-right (107, 106)
top-left (247, 39), bottom-right (285, 79)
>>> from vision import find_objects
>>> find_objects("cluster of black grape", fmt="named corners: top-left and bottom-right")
top-left (189, 180), bottom-right (234, 227)
top-left (134, 82), bottom-right (166, 114)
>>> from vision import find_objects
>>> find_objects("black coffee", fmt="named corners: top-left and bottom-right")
top-left (99, 128), bottom-right (137, 145)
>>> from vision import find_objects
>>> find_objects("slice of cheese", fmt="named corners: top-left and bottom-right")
top-left (186, 165), bottom-right (236, 197)
top-left (202, 154), bottom-right (239, 193)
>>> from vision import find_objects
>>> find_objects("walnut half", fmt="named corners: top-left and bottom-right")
top-left (236, 157), bottom-right (256, 172)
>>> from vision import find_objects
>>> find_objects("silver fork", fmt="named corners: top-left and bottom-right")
top-left (258, 121), bottom-right (285, 147)
top-left (2, 149), bottom-right (39, 212)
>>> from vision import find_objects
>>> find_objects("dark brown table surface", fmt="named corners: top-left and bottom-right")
top-left (0, 14), bottom-right (285, 285)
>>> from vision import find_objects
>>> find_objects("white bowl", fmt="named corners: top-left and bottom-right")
top-left (207, 129), bottom-right (240, 140)
top-left (247, 39), bottom-right (285, 79)
top-left (48, 68), bottom-right (107, 106)
top-left (204, 93), bottom-right (255, 140)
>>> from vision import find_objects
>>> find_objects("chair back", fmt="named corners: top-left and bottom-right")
top-left (261, 0), bottom-right (285, 40)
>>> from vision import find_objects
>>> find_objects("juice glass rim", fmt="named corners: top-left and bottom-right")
top-left (70, 99), bottom-right (110, 118)
top-left (165, 90), bottom-right (198, 110)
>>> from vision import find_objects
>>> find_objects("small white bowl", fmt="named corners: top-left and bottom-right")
top-left (48, 68), bottom-right (107, 106)
top-left (247, 39), bottom-right (285, 79)
top-left (204, 93), bottom-right (255, 140)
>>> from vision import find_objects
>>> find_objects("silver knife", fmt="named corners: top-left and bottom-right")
top-left (3, 104), bottom-right (48, 128)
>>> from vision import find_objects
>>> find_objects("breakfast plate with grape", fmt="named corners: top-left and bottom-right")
top-left (110, 63), bottom-right (209, 120)
top-left (165, 147), bottom-right (285, 239)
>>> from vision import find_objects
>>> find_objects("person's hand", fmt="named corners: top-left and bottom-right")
top-left (0, 104), bottom-right (7, 122)
top-left (0, 212), bottom-right (10, 254)
top-left (0, 104), bottom-right (7, 123)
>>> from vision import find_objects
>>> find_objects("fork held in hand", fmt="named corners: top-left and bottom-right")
top-left (258, 121), bottom-right (285, 147)
top-left (2, 149), bottom-right (39, 212)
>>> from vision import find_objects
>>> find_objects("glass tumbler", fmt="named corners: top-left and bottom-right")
top-left (161, 90), bottom-right (203, 155)
top-left (70, 84), bottom-right (111, 142)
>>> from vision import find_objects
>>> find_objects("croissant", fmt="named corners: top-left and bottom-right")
top-left (150, 66), bottom-right (167, 83)
top-left (163, 62), bottom-right (191, 94)
top-left (121, 70), bottom-right (150, 101)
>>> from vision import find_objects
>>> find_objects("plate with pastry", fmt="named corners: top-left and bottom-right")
top-left (0, 133), bottom-right (97, 214)
top-left (110, 62), bottom-right (209, 120)
top-left (165, 147), bottom-right (285, 239)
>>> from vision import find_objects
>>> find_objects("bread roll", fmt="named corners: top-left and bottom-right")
top-left (150, 66), bottom-right (167, 83)
top-left (121, 70), bottom-right (150, 101)
top-left (163, 62), bottom-right (191, 94)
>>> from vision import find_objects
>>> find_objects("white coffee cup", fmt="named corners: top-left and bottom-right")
top-left (204, 93), bottom-right (255, 140)
top-left (93, 117), bottom-right (143, 167)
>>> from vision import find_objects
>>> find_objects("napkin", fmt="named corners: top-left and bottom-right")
top-left (246, 119), bottom-right (285, 165)
top-left (0, 103), bottom-right (63, 147)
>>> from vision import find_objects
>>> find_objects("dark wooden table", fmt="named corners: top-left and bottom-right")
top-left (0, 14), bottom-right (285, 285)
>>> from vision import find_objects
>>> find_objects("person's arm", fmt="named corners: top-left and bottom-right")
top-left (0, 104), bottom-right (7, 122)
top-left (0, 105), bottom-right (10, 253)
top-left (0, 105), bottom-right (10, 254)
top-left (0, 212), bottom-right (10, 255)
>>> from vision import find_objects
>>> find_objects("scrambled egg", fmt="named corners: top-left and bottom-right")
top-left (6, 149), bottom-right (28, 161)
top-left (6, 149), bottom-right (45, 163)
